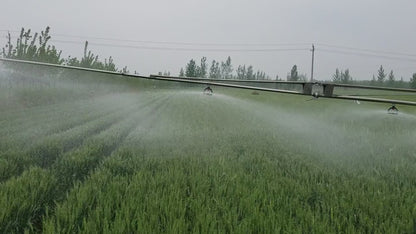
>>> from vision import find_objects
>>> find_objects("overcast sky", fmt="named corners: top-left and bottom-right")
top-left (1, 0), bottom-right (415, 80)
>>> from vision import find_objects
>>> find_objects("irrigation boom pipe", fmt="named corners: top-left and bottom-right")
top-left (149, 75), bottom-right (308, 85)
top-left (151, 74), bottom-right (416, 93)
top-left (0, 58), bottom-right (305, 96)
top-left (143, 75), bottom-right (304, 95)
top-left (1, 58), bottom-right (416, 107)
top-left (331, 83), bottom-right (416, 93)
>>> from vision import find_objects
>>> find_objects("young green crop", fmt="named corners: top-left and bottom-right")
top-left (1, 64), bottom-right (416, 233)
top-left (43, 89), bottom-right (416, 233)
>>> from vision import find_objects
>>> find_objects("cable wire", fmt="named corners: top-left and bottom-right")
top-left (51, 33), bottom-right (311, 47)
top-left (50, 39), bottom-right (310, 53)
top-left (317, 43), bottom-right (416, 58)
top-left (0, 29), bottom-right (310, 48)
top-left (318, 48), bottom-right (416, 62)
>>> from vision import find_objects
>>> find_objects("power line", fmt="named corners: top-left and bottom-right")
top-left (51, 33), bottom-right (311, 47)
top-left (0, 30), bottom-right (19, 34)
top-left (0, 29), bottom-right (310, 47)
top-left (2, 28), bottom-right (416, 55)
top-left (50, 39), bottom-right (310, 53)
top-left (317, 48), bottom-right (416, 62)
top-left (2, 29), bottom-right (415, 57)
top-left (2, 29), bottom-right (416, 61)
top-left (317, 43), bottom-right (416, 58)
top-left (0, 31), bottom-right (310, 52)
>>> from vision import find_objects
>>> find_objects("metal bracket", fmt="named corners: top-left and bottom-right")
top-left (322, 84), bottom-right (334, 97)
top-left (302, 83), bottom-right (313, 95)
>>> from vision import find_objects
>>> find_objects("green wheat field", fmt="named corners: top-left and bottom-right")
top-left (1, 63), bottom-right (416, 233)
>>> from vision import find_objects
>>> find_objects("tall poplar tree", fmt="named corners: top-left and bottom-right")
top-left (377, 65), bottom-right (386, 83)
top-left (185, 59), bottom-right (197, 77)
top-left (387, 70), bottom-right (395, 86)
top-left (221, 56), bottom-right (233, 79)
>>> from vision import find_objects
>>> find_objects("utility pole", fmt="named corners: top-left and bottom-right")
top-left (311, 44), bottom-right (315, 82)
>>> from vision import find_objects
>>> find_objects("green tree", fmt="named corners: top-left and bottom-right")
top-left (275, 74), bottom-right (280, 81)
top-left (246, 65), bottom-right (254, 80)
top-left (287, 65), bottom-right (298, 81)
top-left (179, 68), bottom-right (185, 77)
top-left (2, 26), bottom-right (122, 71)
top-left (387, 70), bottom-right (395, 87)
top-left (103, 57), bottom-right (117, 72)
top-left (236, 65), bottom-right (246, 80)
top-left (196, 57), bottom-right (207, 78)
top-left (410, 73), bottom-right (416, 89)
top-left (80, 41), bottom-right (98, 68)
top-left (332, 68), bottom-right (341, 83)
top-left (221, 56), bottom-right (233, 79)
top-left (2, 27), bottom-right (63, 64)
top-left (209, 60), bottom-right (220, 78)
top-left (66, 41), bottom-right (118, 72)
top-left (341, 69), bottom-right (352, 84)
top-left (185, 59), bottom-right (197, 77)
top-left (377, 65), bottom-right (386, 83)
top-left (121, 66), bottom-right (129, 74)
top-left (255, 70), bottom-right (267, 80)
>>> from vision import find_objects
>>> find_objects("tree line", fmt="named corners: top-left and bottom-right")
top-left (1, 27), bottom-right (127, 72)
top-left (331, 65), bottom-right (416, 88)
top-left (3, 27), bottom-right (415, 88)
top-left (177, 57), bottom-right (312, 82)
top-left (177, 57), bottom-right (416, 89)
top-left (179, 56), bottom-right (273, 80)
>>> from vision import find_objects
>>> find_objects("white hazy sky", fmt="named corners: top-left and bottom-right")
top-left (1, 0), bottom-right (415, 80)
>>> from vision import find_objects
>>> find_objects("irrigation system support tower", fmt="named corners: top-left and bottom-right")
top-left (311, 44), bottom-right (315, 82)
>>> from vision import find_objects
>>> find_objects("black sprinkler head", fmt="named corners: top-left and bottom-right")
top-left (387, 105), bottom-right (398, 115)
top-left (203, 86), bottom-right (213, 95)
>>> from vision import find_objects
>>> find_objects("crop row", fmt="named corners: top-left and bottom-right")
top-left (0, 92), bottom-right (158, 150)
top-left (0, 91), bottom-right (174, 233)
top-left (0, 92), bottom-right (168, 183)
top-left (0, 102), bottom-right (129, 182)
top-left (43, 150), bottom-right (416, 233)
top-left (0, 97), bottom-right (128, 152)
top-left (40, 91), bottom-right (416, 233)
top-left (0, 92), bottom-right (139, 137)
